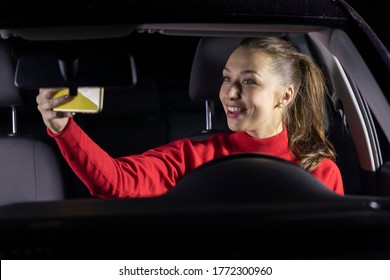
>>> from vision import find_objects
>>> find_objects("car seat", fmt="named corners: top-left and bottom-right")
top-left (186, 36), bottom-right (240, 140)
top-left (0, 40), bottom-right (66, 206)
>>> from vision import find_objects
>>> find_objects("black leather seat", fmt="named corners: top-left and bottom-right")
top-left (0, 41), bottom-right (66, 206)
top-left (186, 37), bottom-right (242, 140)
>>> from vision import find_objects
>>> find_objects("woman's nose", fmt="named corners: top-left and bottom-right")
top-left (226, 83), bottom-right (241, 99)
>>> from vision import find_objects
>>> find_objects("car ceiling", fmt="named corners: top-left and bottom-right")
top-left (1, 0), bottom-right (349, 29)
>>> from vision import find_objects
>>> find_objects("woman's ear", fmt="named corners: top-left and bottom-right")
top-left (279, 85), bottom-right (294, 107)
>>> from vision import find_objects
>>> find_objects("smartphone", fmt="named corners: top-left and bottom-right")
top-left (53, 87), bottom-right (104, 113)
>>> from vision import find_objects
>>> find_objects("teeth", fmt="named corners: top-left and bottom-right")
top-left (228, 106), bottom-right (243, 113)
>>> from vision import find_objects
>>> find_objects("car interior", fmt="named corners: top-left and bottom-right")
top-left (1, 24), bottom-right (385, 203)
top-left (0, 20), bottom-right (390, 258)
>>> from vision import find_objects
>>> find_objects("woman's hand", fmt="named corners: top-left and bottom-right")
top-left (36, 88), bottom-right (74, 134)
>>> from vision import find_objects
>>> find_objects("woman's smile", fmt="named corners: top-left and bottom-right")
top-left (226, 105), bottom-right (247, 118)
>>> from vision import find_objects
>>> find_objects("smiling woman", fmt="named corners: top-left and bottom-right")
top-left (220, 37), bottom-right (343, 189)
top-left (35, 36), bottom-right (343, 198)
top-left (222, 37), bottom-right (338, 171)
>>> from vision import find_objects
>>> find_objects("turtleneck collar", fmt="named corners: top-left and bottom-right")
top-left (228, 125), bottom-right (296, 161)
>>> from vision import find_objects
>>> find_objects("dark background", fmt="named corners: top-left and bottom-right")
top-left (346, 0), bottom-right (390, 50)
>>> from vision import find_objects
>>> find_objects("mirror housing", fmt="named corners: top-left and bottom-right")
top-left (14, 51), bottom-right (137, 90)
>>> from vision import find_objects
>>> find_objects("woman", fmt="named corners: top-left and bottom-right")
top-left (36, 37), bottom-right (344, 197)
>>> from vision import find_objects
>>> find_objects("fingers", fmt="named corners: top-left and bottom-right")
top-left (36, 88), bottom-right (73, 113)
top-left (37, 88), bottom-right (58, 100)
top-left (36, 88), bottom-right (73, 134)
top-left (36, 88), bottom-right (58, 105)
top-left (36, 88), bottom-right (70, 111)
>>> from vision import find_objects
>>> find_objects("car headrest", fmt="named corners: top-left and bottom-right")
top-left (189, 37), bottom-right (242, 102)
top-left (0, 41), bottom-right (23, 106)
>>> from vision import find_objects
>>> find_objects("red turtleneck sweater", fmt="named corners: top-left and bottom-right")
top-left (49, 118), bottom-right (344, 197)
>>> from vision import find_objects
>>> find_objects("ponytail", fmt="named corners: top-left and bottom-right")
top-left (286, 55), bottom-right (336, 171)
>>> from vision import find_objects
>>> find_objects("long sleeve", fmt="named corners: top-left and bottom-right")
top-left (49, 118), bottom-right (177, 198)
top-left (48, 118), bottom-right (222, 198)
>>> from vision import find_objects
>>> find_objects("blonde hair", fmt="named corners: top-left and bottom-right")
top-left (239, 37), bottom-right (336, 171)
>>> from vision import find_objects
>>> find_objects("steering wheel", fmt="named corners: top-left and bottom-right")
top-left (164, 153), bottom-right (338, 203)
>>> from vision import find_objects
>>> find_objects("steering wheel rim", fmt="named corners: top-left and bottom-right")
top-left (164, 153), bottom-right (338, 203)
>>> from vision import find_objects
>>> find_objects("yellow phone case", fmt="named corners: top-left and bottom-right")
top-left (53, 87), bottom-right (104, 113)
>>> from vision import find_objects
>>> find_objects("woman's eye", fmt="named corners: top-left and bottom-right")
top-left (222, 76), bottom-right (231, 82)
top-left (242, 79), bottom-right (255, 85)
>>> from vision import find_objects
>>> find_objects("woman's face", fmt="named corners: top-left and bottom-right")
top-left (219, 47), bottom-right (287, 138)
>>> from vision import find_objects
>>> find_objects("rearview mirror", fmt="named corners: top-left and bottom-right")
top-left (14, 51), bottom-right (137, 90)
